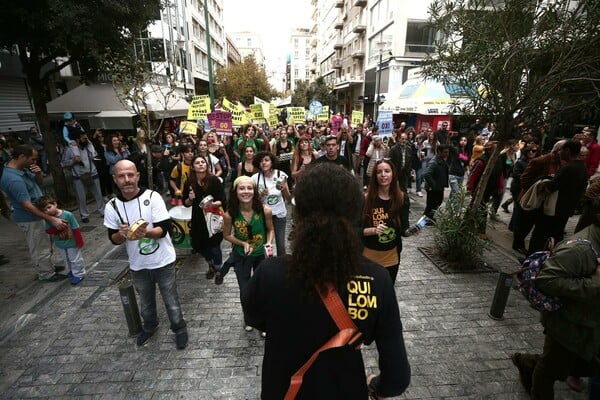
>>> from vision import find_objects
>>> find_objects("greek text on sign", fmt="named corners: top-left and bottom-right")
top-left (287, 107), bottom-right (306, 124)
top-left (187, 95), bottom-right (210, 121)
top-left (351, 110), bottom-right (363, 127)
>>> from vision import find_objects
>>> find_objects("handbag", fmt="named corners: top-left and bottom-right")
top-left (203, 206), bottom-right (224, 237)
top-left (284, 283), bottom-right (363, 400)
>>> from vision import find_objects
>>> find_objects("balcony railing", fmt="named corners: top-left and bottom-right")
top-left (353, 0), bottom-right (367, 7)
top-left (404, 44), bottom-right (436, 54)
top-left (335, 0), bottom-right (344, 8)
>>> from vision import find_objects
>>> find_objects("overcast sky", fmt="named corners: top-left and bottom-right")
top-left (223, 0), bottom-right (312, 67)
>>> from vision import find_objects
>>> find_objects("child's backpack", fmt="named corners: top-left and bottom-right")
top-left (516, 238), bottom-right (599, 312)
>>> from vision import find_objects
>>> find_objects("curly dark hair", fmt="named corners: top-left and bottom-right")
top-left (252, 151), bottom-right (279, 171)
top-left (227, 178), bottom-right (263, 218)
top-left (291, 163), bottom-right (362, 298)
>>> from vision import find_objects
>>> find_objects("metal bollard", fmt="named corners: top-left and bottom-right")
top-left (119, 281), bottom-right (142, 337)
top-left (488, 272), bottom-right (513, 320)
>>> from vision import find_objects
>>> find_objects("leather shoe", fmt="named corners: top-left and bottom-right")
top-left (136, 329), bottom-right (157, 346)
top-left (81, 217), bottom-right (90, 223)
top-left (175, 330), bottom-right (188, 349)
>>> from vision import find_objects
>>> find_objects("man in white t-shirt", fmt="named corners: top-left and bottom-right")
top-left (104, 160), bottom-right (188, 349)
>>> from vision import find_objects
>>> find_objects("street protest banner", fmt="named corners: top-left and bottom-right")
top-left (287, 107), bottom-right (306, 124)
top-left (187, 95), bottom-right (210, 121)
top-left (377, 110), bottom-right (394, 138)
top-left (317, 105), bottom-right (330, 122)
top-left (222, 98), bottom-right (248, 126)
top-left (268, 114), bottom-right (279, 129)
top-left (179, 121), bottom-right (198, 135)
top-left (351, 110), bottom-right (363, 127)
top-left (207, 111), bottom-right (233, 135)
top-left (331, 113), bottom-right (343, 135)
top-left (250, 104), bottom-right (265, 123)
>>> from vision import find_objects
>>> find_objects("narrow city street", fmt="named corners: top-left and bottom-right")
top-left (0, 190), bottom-right (586, 399)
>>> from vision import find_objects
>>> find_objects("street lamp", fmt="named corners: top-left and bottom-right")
top-left (203, 0), bottom-right (215, 111)
top-left (373, 41), bottom-right (388, 124)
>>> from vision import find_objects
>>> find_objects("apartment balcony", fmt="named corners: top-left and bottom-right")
top-left (335, 0), bottom-right (344, 8)
top-left (352, 24), bottom-right (366, 34)
top-left (335, 74), bottom-right (364, 89)
top-left (333, 42), bottom-right (343, 50)
top-left (311, 37), bottom-right (317, 47)
top-left (332, 59), bottom-right (343, 69)
top-left (334, 19), bottom-right (344, 30)
top-left (353, 0), bottom-right (367, 7)
top-left (351, 50), bottom-right (365, 59)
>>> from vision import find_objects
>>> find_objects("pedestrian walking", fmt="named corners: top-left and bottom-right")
top-left (241, 163), bottom-right (411, 399)
top-left (104, 160), bottom-right (188, 349)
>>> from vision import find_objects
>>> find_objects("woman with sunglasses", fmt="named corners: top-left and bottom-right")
top-left (510, 143), bottom-right (540, 254)
top-left (222, 176), bottom-right (274, 332)
top-left (183, 156), bottom-right (226, 280)
top-left (252, 151), bottom-right (292, 256)
top-left (362, 159), bottom-right (411, 282)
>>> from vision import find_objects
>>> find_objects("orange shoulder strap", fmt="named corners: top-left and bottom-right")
top-left (284, 283), bottom-right (363, 400)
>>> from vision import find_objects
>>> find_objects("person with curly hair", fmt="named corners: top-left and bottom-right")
top-left (183, 156), bottom-right (226, 281)
top-left (362, 159), bottom-right (411, 283)
top-left (241, 163), bottom-right (411, 399)
top-left (221, 176), bottom-right (274, 331)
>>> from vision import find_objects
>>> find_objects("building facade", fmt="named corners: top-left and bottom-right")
top-left (312, 0), bottom-right (437, 118)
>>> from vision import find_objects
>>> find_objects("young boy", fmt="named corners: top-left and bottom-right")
top-left (36, 196), bottom-right (86, 285)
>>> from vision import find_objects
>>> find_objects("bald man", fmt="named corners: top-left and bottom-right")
top-left (104, 160), bottom-right (188, 349)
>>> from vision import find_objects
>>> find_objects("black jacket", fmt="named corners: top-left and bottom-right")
top-left (242, 256), bottom-right (411, 399)
top-left (423, 156), bottom-right (449, 191)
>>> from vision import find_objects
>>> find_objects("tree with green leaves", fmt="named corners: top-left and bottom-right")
top-left (423, 0), bottom-right (600, 208)
top-left (291, 77), bottom-right (336, 109)
top-left (0, 0), bottom-right (161, 204)
top-left (215, 56), bottom-right (277, 106)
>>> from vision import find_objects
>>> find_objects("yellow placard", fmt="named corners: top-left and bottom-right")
top-left (179, 121), bottom-right (198, 135)
top-left (351, 110), bottom-right (363, 127)
top-left (250, 104), bottom-right (266, 123)
top-left (317, 105), bottom-right (330, 122)
top-left (287, 107), bottom-right (306, 124)
top-left (268, 114), bottom-right (279, 129)
top-left (187, 95), bottom-right (211, 121)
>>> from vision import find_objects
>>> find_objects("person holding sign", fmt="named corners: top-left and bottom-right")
top-left (236, 124), bottom-right (268, 161)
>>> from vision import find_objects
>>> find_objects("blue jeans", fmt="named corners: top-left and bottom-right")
top-left (131, 263), bottom-right (186, 334)
top-left (414, 167), bottom-right (423, 192)
top-left (200, 244), bottom-right (222, 268)
top-left (272, 215), bottom-right (287, 256)
top-left (448, 174), bottom-right (464, 201)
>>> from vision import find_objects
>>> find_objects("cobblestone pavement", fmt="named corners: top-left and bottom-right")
top-left (0, 188), bottom-right (588, 399)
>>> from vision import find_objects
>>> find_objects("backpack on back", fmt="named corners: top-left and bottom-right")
top-left (516, 250), bottom-right (561, 312)
top-left (516, 238), bottom-right (599, 312)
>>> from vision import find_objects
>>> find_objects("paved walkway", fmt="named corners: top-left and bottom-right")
top-left (0, 188), bottom-right (588, 399)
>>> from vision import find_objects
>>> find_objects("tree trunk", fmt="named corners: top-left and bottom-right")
top-left (24, 63), bottom-right (69, 206)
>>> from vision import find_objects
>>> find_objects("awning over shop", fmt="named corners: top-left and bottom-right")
top-left (380, 78), bottom-right (470, 115)
top-left (19, 83), bottom-right (189, 129)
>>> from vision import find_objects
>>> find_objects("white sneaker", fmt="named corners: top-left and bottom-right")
top-left (417, 191), bottom-right (423, 197)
